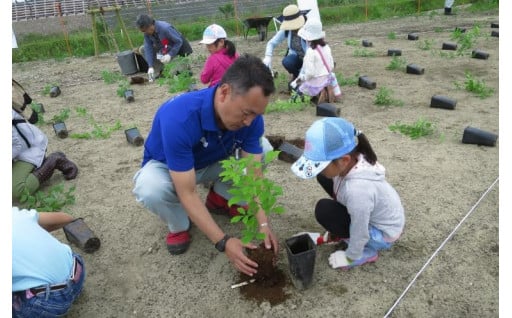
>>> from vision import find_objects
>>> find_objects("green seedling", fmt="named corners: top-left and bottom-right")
top-left (387, 32), bottom-right (397, 39)
top-left (353, 48), bottom-right (376, 57)
top-left (374, 87), bottom-right (403, 106)
top-left (338, 72), bottom-right (360, 86)
top-left (219, 150), bottom-right (285, 244)
top-left (389, 118), bottom-right (435, 139)
top-left (418, 39), bottom-right (434, 50)
top-left (266, 98), bottom-right (308, 113)
top-left (51, 108), bottom-right (70, 123)
top-left (19, 183), bottom-right (76, 212)
top-left (42, 83), bottom-right (59, 96)
top-left (452, 25), bottom-right (481, 55)
top-left (158, 56), bottom-right (196, 93)
top-left (344, 39), bottom-right (359, 46)
top-left (116, 80), bottom-right (131, 97)
top-left (101, 70), bottom-right (125, 84)
top-left (29, 102), bottom-right (46, 125)
top-left (454, 71), bottom-right (494, 98)
top-left (386, 56), bottom-right (407, 71)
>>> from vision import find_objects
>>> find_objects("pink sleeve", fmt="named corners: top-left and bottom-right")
top-left (200, 56), bottom-right (215, 85)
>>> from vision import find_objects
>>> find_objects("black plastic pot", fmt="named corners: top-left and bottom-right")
top-left (278, 141), bottom-right (304, 163)
top-left (362, 39), bottom-right (373, 47)
top-left (285, 234), bottom-right (317, 290)
top-left (442, 42), bottom-right (458, 50)
top-left (316, 103), bottom-right (340, 117)
top-left (407, 33), bottom-right (419, 40)
top-left (472, 50), bottom-right (489, 60)
top-left (50, 86), bottom-right (61, 97)
top-left (32, 103), bottom-right (45, 113)
top-left (124, 89), bottom-right (135, 102)
top-left (430, 95), bottom-right (456, 110)
top-left (387, 49), bottom-right (402, 56)
top-left (63, 218), bottom-right (101, 253)
top-left (125, 127), bottom-right (144, 146)
top-left (491, 22), bottom-right (499, 28)
top-left (491, 30), bottom-right (499, 38)
top-left (406, 64), bottom-right (425, 75)
top-left (358, 76), bottom-right (377, 90)
top-left (462, 126), bottom-right (497, 147)
top-left (53, 122), bottom-right (68, 138)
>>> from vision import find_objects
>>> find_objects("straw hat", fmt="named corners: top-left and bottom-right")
top-left (280, 4), bottom-right (306, 31)
top-left (298, 20), bottom-right (325, 41)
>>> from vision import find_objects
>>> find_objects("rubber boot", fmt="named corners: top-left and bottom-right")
top-left (53, 152), bottom-right (79, 180)
top-left (32, 153), bottom-right (59, 184)
top-left (444, 7), bottom-right (452, 15)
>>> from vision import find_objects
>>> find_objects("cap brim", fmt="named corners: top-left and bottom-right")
top-left (199, 38), bottom-right (216, 44)
top-left (291, 155), bottom-right (330, 179)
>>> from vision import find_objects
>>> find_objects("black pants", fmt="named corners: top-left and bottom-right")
top-left (315, 174), bottom-right (351, 238)
top-left (178, 39), bottom-right (193, 57)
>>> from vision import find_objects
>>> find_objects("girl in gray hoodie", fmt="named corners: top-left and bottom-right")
top-left (291, 117), bottom-right (405, 269)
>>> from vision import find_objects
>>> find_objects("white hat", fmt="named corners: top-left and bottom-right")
top-left (298, 20), bottom-right (325, 41)
top-left (280, 4), bottom-right (306, 31)
top-left (200, 24), bottom-right (227, 44)
top-left (291, 117), bottom-right (358, 179)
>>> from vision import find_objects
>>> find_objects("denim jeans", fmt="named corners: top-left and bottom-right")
top-left (12, 254), bottom-right (85, 318)
top-left (133, 160), bottom-right (235, 233)
top-left (282, 53), bottom-right (303, 78)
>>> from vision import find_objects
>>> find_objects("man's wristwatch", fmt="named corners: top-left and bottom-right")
top-left (214, 234), bottom-right (232, 252)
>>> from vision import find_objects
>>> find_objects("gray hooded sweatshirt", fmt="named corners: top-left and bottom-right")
top-left (333, 154), bottom-right (405, 260)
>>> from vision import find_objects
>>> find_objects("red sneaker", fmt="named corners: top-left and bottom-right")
top-left (166, 231), bottom-right (190, 255)
top-left (205, 189), bottom-right (246, 217)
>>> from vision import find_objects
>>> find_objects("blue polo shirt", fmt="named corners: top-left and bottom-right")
top-left (142, 85), bottom-right (264, 171)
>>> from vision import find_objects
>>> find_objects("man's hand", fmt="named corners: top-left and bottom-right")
top-left (147, 67), bottom-right (155, 82)
top-left (225, 237), bottom-right (259, 276)
top-left (159, 54), bottom-right (172, 64)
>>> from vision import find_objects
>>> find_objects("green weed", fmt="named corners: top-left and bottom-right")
top-left (454, 71), bottom-right (494, 98)
top-left (266, 98), bottom-right (308, 113)
top-left (344, 39), bottom-right (359, 46)
top-left (353, 48), bottom-right (376, 57)
top-left (42, 83), bottom-right (59, 96)
top-left (19, 183), bottom-right (76, 212)
top-left (338, 72), bottom-right (360, 86)
top-left (387, 32), bottom-right (397, 39)
top-left (386, 56), bottom-right (407, 71)
top-left (418, 39), bottom-right (434, 50)
top-left (374, 87), bottom-right (403, 106)
top-left (101, 70), bottom-right (125, 84)
top-left (389, 118), bottom-right (435, 139)
top-left (51, 108), bottom-right (71, 123)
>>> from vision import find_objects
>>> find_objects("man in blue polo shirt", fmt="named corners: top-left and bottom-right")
top-left (132, 54), bottom-right (278, 277)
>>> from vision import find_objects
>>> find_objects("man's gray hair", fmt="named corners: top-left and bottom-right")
top-left (136, 14), bottom-right (154, 29)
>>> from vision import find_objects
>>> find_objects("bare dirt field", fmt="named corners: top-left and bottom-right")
top-left (12, 7), bottom-right (500, 317)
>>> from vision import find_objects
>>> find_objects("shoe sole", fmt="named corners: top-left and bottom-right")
top-left (167, 242), bottom-right (190, 255)
top-left (340, 254), bottom-right (379, 271)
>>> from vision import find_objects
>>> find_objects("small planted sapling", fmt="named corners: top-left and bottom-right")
top-left (219, 150), bottom-right (284, 245)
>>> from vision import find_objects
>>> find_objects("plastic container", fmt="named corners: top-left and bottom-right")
top-left (430, 95), bottom-right (456, 110)
top-left (124, 89), bottom-right (135, 102)
top-left (278, 142), bottom-right (303, 163)
top-left (63, 218), bottom-right (101, 253)
top-left (407, 33), bottom-right (419, 40)
top-left (125, 127), bottom-right (144, 146)
top-left (462, 126), bottom-right (497, 147)
top-left (362, 39), bottom-right (373, 47)
top-left (472, 50), bottom-right (489, 60)
top-left (358, 76), bottom-right (377, 90)
top-left (442, 42), bottom-right (458, 50)
top-left (285, 234), bottom-right (317, 290)
top-left (387, 49), bottom-right (402, 56)
top-left (50, 86), bottom-right (61, 97)
top-left (491, 30), bottom-right (499, 38)
top-left (53, 122), bottom-right (68, 138)
top-left (117, 50), bottom-right (139, 75)
top-left (406, 64), bottom-right (425, 75)
top-left (490, 22), bottom-right (499, 28)
top-left (316, 103), bottom-right (340, 117)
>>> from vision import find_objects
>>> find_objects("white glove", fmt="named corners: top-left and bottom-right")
top-left (294, 232), bottom-right (321, 245)
top-left (159, 54), bottom-right (171, 64)
top-left (262, 56), bottom-right (272, 69)
top-left (290, 79), bottom-right (299, 89)
top-left (147, 67), bottom-right (155, 82)
top-left (328, 250), bottom-right (351, 269)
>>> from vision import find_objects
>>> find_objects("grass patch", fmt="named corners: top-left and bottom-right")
top-left (353, 48), bottom-right (376, 57)
top-left (266, 98), bottom-right (308, 113)
top-left (389, 118), bottom-right (435, 139)
top-left (374, 87), bottom-right (403, 106)
top-left (454, 71), bottom-right (494, 98)
top-left (386, 56), bottom-right (407, 71)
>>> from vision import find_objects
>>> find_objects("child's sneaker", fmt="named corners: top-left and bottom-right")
top-left (317, 231), bottom-right (348, 245)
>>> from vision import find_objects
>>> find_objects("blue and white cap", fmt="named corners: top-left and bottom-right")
top-left (200, 24), bottom-right (227, 44)
top-left (291, 117), bottom-right (358, 179)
